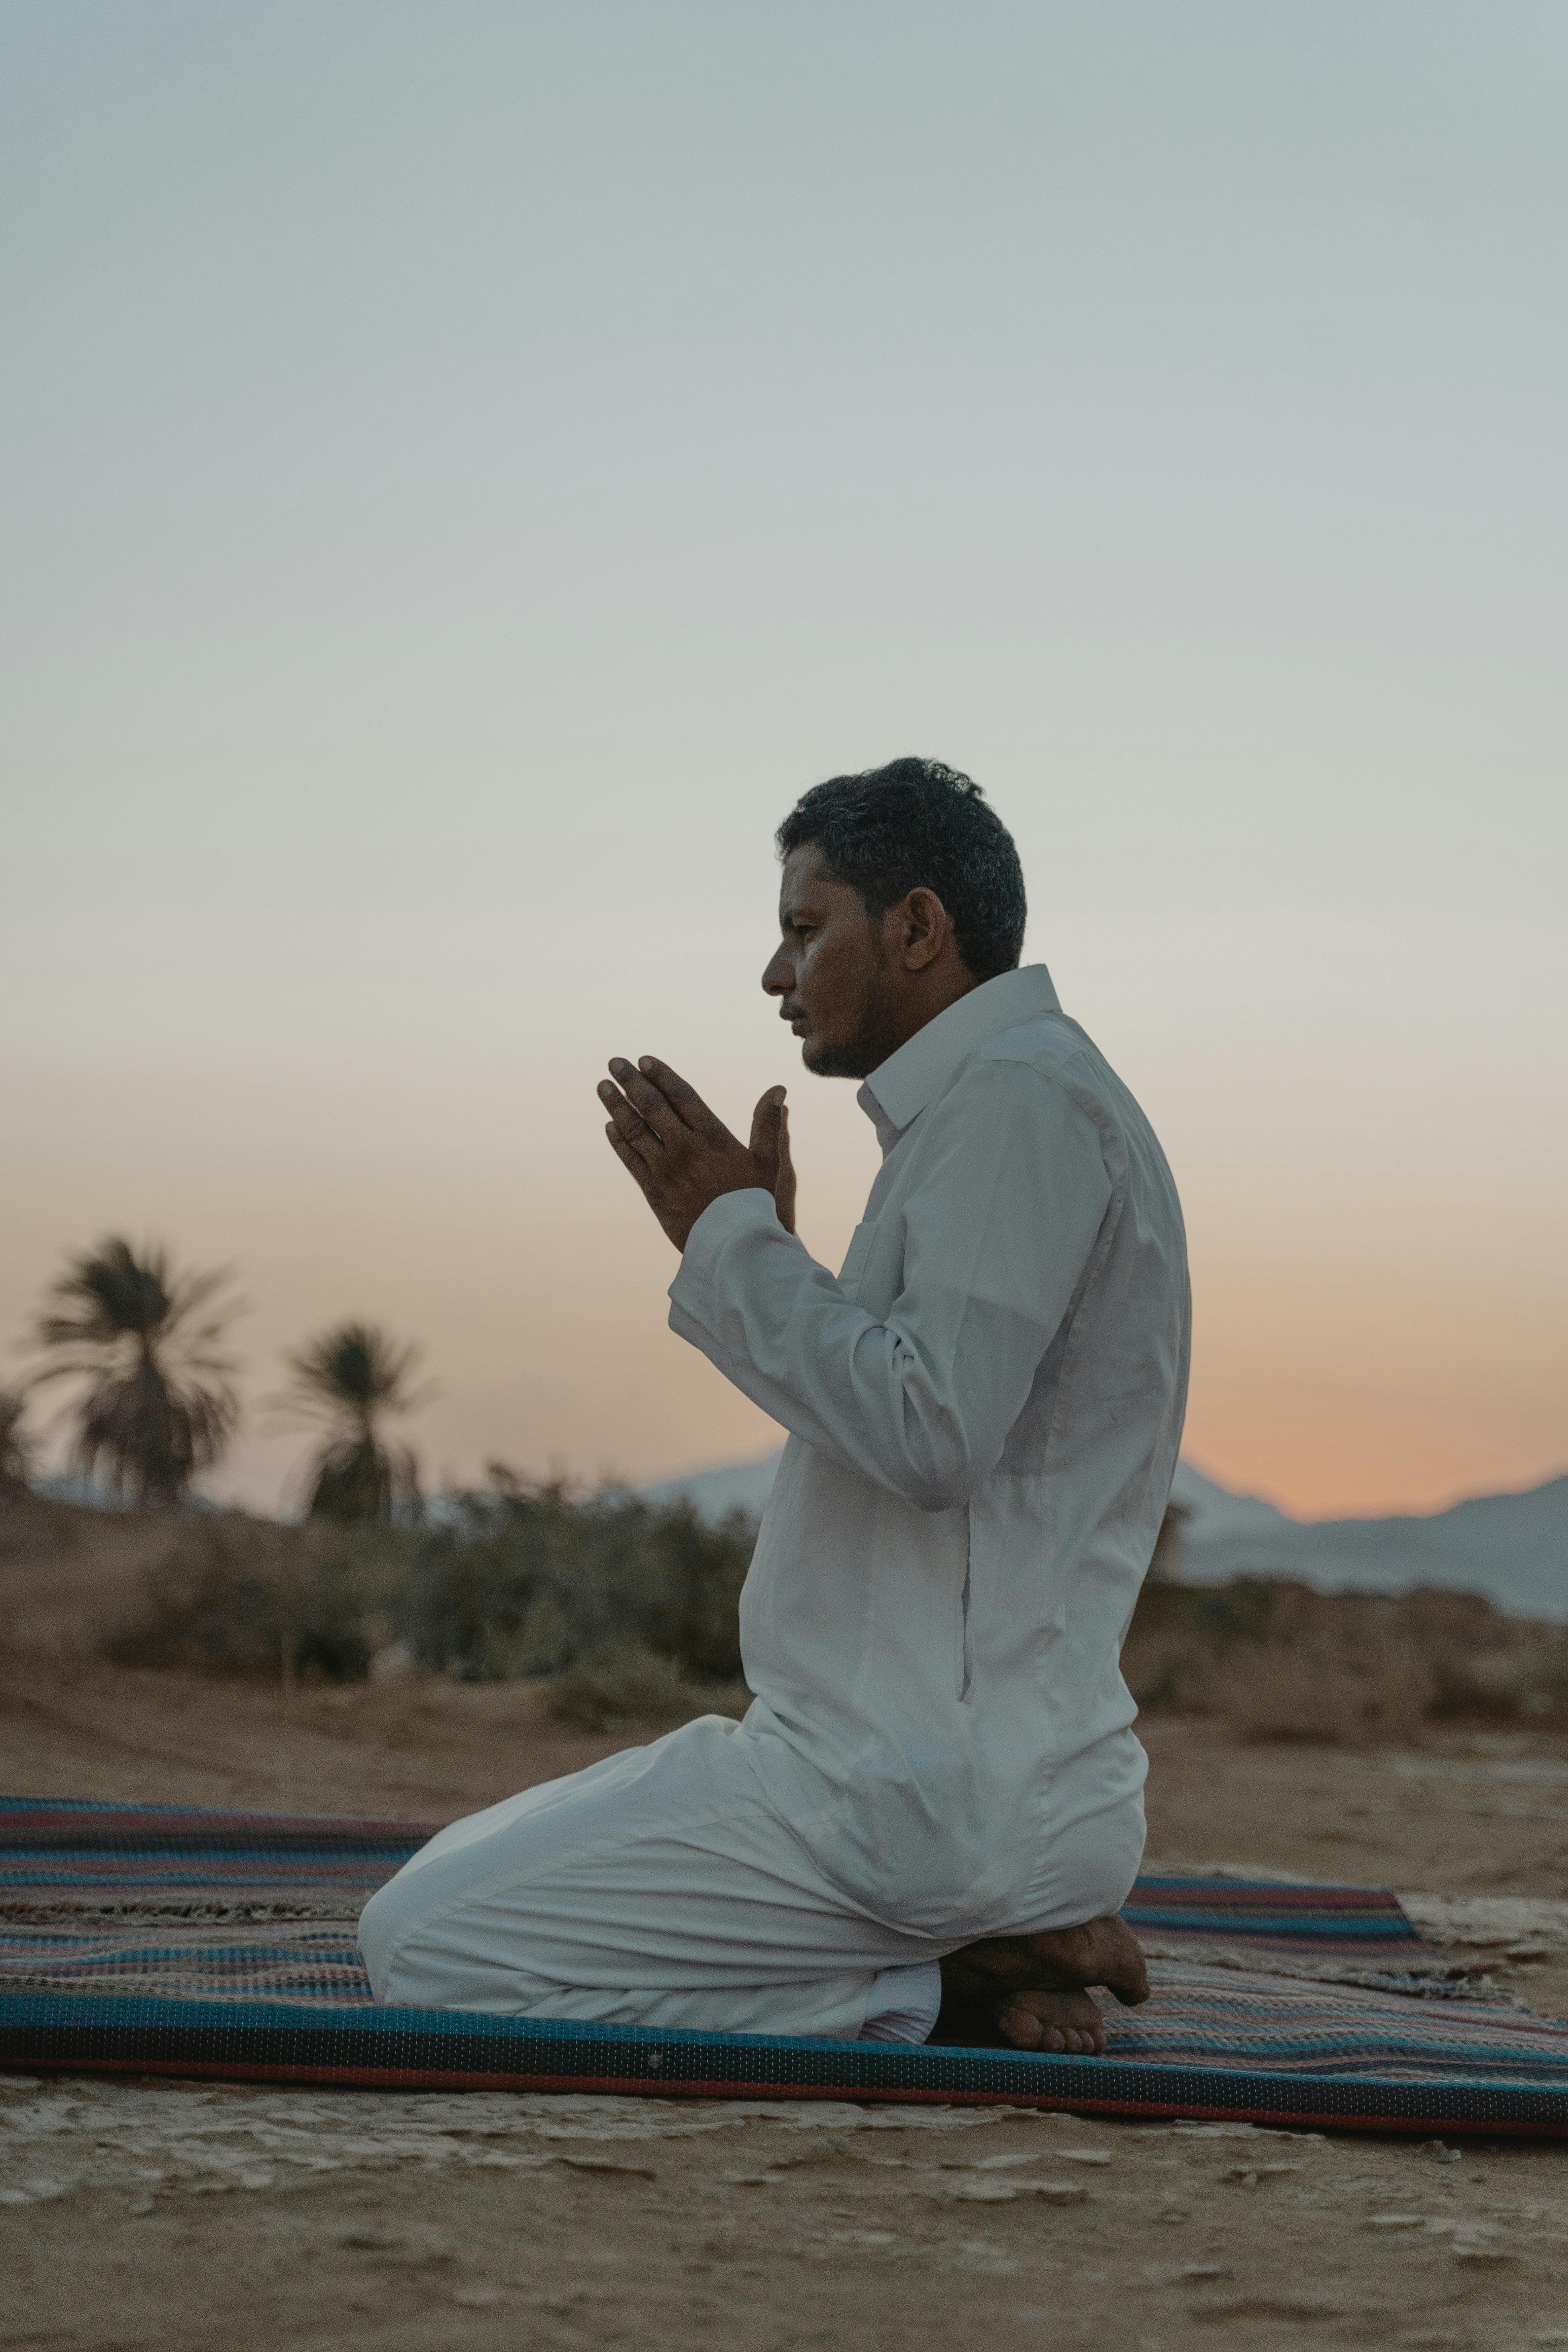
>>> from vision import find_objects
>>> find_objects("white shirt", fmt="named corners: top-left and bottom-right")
top-left (668, 963), bottom-right (1190, 1938)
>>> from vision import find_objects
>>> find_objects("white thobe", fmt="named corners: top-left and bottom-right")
top-left (359, 963), bottom-right (1190, 2037)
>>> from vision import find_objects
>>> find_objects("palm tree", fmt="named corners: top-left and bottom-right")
top-left (0, 1390), bottom-right (34, 1499)
top-left (281, 1320), bottom-right (427, 1525)
top-left (28, 1237), bottom-right (240, 1507)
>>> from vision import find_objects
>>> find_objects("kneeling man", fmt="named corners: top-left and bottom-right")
top-left (359, 758), bottom-right (1190, 2052)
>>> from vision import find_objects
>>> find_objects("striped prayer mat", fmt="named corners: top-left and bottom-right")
top-left (1124, 1877), bottom-right (1435, 1963)
top-left (3, 1796), bottom-right (1565, 2136)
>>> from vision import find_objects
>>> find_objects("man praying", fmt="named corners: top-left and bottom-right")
top-left (359, 758), bottom-right (1190, 2052)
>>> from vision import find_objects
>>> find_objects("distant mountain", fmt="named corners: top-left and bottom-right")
top-left (1166, 1459), bottom-right (1294, 1548)
top-left (27, 1474), bottom-right (220, 1516)
top-left (1173, 1466), bottom-right (1568, 1624)
top-left (641, 1452), bottom-right (784, 1523)
top-left (29, 1474), bottom-right (132, 1513)
top-left (644, 1450), bottom-right (1568, 1623)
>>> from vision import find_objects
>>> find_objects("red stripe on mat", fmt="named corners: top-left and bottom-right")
top-left (14, 2050), bottom-right (1549, 2136)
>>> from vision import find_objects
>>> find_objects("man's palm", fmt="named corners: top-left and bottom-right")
top-left (747, 1088), bottom-right (796, 1234)
top-left (599, 1058), bottom-right (797, 1250)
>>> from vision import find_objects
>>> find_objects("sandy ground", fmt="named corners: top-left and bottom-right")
top-left (3, 1503), bottom-right (1567, 2350)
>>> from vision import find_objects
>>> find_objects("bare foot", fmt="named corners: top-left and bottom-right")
top-left (993, 1988), bottom-right (1109, 2054)
top-left (934, 1912), bottom-right (1150, 2052)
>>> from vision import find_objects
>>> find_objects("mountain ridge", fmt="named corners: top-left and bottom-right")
top-left (644, 1450), bottom-right (1568, 1623)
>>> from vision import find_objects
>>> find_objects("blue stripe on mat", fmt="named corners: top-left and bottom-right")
top-left (1121, 1909), bottom-right (1415, 1939)
top-left (2, 1989), bottom-right (1564, 2136)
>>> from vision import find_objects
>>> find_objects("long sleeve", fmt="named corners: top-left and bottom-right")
top-left (667, 1057), bottom-right (1114, 1512)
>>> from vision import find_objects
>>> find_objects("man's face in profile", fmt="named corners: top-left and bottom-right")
top-left (762, 845), bottom-right (901, 1080)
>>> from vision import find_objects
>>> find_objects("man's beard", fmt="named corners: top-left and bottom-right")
top-left (804, 971), bottom-right (905, 1081)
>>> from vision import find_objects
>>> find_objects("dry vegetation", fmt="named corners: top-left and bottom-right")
top-left (1123, 1575), bottom-right (1568, 1742)
top-left (12, 1484), bottom-right (1560, 1747)
top-left (62, 1482), bottom-right (755, 1726)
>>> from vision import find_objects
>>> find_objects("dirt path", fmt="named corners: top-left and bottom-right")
top-left (6, 2072), bottom-right (1566, 2352)
top-left (2, 1508), bottom-right (1566, 2350)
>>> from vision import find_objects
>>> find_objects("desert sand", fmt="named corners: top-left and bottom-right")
top-left (2, 1503), bottom-right (1566, 2351)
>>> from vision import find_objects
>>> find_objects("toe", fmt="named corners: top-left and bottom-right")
top-left (995, 1989), bottom-right (1108, 2058)
top-left (1097, 1918), bottom-right (1151, 2006)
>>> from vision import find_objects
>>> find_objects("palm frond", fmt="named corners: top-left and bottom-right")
top-left (282, 1321), bottom-right (429, 1423)
top-left (278, 1320), bottom-right (430, 1525)
top-left (27, 1236), bottom-right (243, 1507)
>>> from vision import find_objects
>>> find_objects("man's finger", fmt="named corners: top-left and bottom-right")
top-left (631, 1055), bottom-right (711, 1132)
top-left (604, 1121), bottom-right (655, 1186)
top-left (606, 1061), bottom-right (688, 1143)
top-left (774, 1101), bottom-right (797, 1235)
top-left (598, 1078), bottom-right (664, 1151)
top-left (747, 1084), bottom-right (786, 1166)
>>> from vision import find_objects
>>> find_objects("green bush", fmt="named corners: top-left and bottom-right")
top-left (396, 1486), bottom-right (753, 1684)
top-left (544, 1645), bottom-right (751, 1733)
top-left (101, 1482), bottom-right (757, 1696)
top-left (104, 1514), bottom-right (408, 1684)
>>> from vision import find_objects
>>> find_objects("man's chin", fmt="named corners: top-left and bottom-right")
top-left (800, 1033), bottom-right (868, 1081)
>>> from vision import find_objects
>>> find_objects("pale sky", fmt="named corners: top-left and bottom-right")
top-left (4, 2), bottom-right (1565, 1519)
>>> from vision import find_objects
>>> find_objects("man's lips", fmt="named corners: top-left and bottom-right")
top-left (780, 1005), bottom-right (808, 1034)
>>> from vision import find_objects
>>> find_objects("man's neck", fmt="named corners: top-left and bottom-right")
top-left (874, 964), bottom-right (983, 1063)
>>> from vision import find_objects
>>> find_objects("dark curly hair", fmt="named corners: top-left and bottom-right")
top-left (776, 757), bottom-right (1027, 982)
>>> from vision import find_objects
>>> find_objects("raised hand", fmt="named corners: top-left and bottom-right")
top-left (747, 1085), bottom-right (796, 1235)
top-left (598, 1057), bottom-right (795, 1252)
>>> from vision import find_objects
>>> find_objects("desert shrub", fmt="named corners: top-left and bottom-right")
top-left (544, 1644), bottom-right (751, 1733)
top-left (1122, 1577), bottom-right (1297, 1712)
top-left (397, 1486), bottom-right (754, 1684)
top-left (104, 1515), bottom-right (406, 1684)
top-left (1213, 1623), bottom-right (1436, 1744)
top-left (97, 1482), bottom-right (755, 1693)
top-left (1394, 1588), bottom-right (1568, 1722)
top-left (1200, 1586), bottom-right (1437, 1743)
top-left (1123, 1574), bottom-right (1568, 1740)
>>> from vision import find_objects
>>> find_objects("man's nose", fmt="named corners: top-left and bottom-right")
top-left (761, 946), bottom-right (793, 996)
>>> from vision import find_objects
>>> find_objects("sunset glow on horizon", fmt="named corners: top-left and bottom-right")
top-left (5, 5), bottom-right (1564, 1525)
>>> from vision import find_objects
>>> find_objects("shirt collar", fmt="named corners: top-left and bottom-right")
top-left (856, 963), bottom-right (1062, 1148)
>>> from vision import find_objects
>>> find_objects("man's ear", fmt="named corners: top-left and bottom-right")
top-left (900, 887), bottom-right (950, 972)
